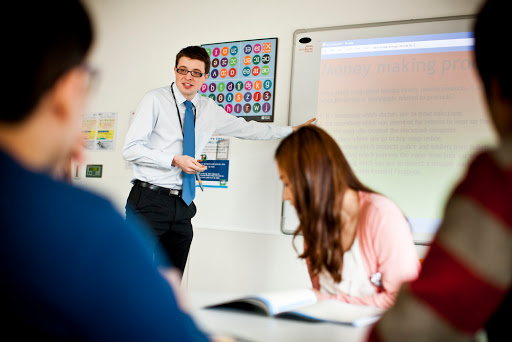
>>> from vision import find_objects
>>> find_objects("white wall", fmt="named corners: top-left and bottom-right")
top-left (79, 0), bottom-right (483, 292)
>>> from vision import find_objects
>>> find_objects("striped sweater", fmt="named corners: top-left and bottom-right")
top-left (368, 138), bottom-right (512, 342)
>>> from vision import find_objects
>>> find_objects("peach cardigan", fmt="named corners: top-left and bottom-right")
top-left (309, 191), bottom-right (421, 308)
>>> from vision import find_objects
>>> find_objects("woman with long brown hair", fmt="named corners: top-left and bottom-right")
top-left (275, 125), bottom-right (420, 308)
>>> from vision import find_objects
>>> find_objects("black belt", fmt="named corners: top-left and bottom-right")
top-left (133, 180), bottom-right (182, 197)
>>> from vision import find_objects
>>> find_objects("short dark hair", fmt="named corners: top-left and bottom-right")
top-left (3, 0), bottom-right (93, 123)
top-left (474, 0), bottom-right (512, 101)
top-left (175, 46), bottom-right (211, 75)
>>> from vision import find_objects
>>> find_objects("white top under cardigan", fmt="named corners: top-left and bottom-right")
top-left (318, 236), bottom-right (377, 298)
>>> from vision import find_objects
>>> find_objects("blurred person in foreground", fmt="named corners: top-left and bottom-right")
top-left (0, 1), bottom-right (210, 340)
top-left (275, 125), bottom-right (420, 308)
top-left (367, 0), bottom-right (511, 340)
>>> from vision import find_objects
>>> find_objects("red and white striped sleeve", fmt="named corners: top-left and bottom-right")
top-left (367, 142), bottom-right (512, 341)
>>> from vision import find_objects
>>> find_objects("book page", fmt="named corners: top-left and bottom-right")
top-left (253, 289), bottom-right (317, 316)
top-left (281, 300), bottom-right (384, 326)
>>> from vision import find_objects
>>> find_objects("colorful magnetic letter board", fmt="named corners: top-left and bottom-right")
top-left (201, 38), bottom-right (277, 122)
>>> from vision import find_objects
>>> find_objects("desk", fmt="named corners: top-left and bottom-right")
top-left (189, 291), bottom-right (372, 342)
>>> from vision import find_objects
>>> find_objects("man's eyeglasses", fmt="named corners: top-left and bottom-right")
top-left (176, 68), bottom-right (206, 78)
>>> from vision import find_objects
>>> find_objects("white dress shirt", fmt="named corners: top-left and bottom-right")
top-left (123, 83), bottom-right (292, 189)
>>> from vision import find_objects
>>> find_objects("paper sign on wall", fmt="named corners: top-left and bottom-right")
top-left (82, 112), bottom-right (118, 151)
top-left (198, 135), bottom-right (230, 188)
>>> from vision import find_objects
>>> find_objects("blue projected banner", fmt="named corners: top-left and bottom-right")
top-left (321, 32), bottom-right (474, 59)
top-left (201, 38), bottom-right (278, 122)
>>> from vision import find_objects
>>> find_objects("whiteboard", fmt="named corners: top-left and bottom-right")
top-left (282, 16), bottom-right (498, 244)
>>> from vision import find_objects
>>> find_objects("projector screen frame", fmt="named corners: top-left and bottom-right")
top-left (282, 15), bottom-right (490, 245)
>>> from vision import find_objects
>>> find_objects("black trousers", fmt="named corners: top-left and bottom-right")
top-left (125, 183), bottom-right (196, 275)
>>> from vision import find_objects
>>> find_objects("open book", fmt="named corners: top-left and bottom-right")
top-left (205, 289), bottom-right (384, 327)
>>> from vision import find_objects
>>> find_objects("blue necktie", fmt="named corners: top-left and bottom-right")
top-left (181, 100), bottom-right (195, 206)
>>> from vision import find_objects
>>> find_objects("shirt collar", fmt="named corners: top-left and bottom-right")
top-left (172, 82), bottom-right (199, 108)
